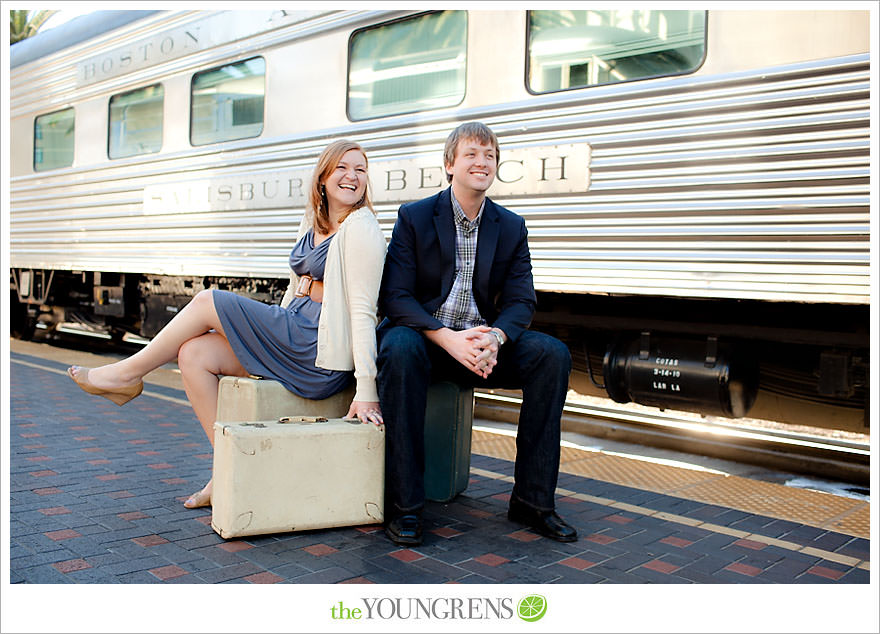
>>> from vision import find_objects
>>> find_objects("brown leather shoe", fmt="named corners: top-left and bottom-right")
top-left (508, 497), bottom-right (578, 543)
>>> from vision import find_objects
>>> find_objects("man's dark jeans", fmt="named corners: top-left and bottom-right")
top-left (377, 325), bottom-right (571, 518)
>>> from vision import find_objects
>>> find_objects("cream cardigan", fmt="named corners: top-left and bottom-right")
top-left (280, 207), bottom-right (387, 403)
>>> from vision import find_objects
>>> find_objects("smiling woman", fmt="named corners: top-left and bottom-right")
top-left (321, 149), bottom-right (369, 224)
top-left (66, 138), bottom-right (388, 511)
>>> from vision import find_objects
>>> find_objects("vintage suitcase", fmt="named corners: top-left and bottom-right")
top-left (214, 376), bottom-right (473, 508)
top-left (216, 375), bottom-right (355, 422)
top-left (424, 381), bottom-right (475, 503)
top-left (211, 417), bottom-right (384, 539)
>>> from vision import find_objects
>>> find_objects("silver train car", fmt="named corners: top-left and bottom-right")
top-left (8, 9), bottom-right (870, 431)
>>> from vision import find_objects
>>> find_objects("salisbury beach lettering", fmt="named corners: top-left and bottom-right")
top-left (142, 143), bottom-right (591, 214)
top-left (144, 171), bottom-right (312, 214)
top-left (374, 143), bottom-right (590, 202)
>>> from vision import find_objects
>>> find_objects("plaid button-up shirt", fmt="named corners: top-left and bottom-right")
top-left (432, 191), bottom-right (488, 331)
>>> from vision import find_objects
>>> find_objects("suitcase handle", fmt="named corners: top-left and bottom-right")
top-left (278, 416), bottom-right (329, 424)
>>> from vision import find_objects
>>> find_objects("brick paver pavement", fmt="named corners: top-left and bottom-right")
top-left (8, 350), bottom-right (870, 585)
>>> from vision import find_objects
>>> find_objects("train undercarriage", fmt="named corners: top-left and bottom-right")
top-left (10, 267), bottom-right (869, 434)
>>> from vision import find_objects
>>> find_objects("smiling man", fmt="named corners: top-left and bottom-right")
top-left (377, 121), bottom-right (577, 547)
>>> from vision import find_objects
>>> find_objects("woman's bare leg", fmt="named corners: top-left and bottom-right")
top-left (69, 290), bottom-right (225, 389)
top-left (177, 331), bottom-right (249, 509)
top-left (178, 331), bottom-right (249, 443)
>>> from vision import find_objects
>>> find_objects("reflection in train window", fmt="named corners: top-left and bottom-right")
top-left (34, 107), bottom-right (75, 171)
top-left (527, 10), bottom-right (706, 93)
top-left (348, 11), bottom-right (467, 121)
top-left (191, 57), bottom-right (265, 146)
top-left (108, 84), bottom-right (164, 159)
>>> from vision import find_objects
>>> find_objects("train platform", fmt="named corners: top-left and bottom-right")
top-left (6, 339), bottom-right (872, 582)
top-left (4, 339), bottom-right (877, 631)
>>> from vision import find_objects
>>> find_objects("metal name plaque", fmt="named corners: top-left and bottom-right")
top-left (143, 143), bottom-right (591, 214)
top-left (77, 10), bottom-right (324, 86)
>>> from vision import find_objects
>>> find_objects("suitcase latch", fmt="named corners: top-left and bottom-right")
top-left (278, 416), bottom-right (329, 424)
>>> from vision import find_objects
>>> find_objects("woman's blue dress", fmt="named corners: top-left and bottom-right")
top-left (213, 230), bottom-right (352, 399)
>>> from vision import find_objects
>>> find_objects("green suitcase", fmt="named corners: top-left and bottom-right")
top-left (424, 381), bottom-right (475, 503)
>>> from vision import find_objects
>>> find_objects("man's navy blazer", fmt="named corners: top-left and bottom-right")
top-left (378, 187), bottom-right (537, 343)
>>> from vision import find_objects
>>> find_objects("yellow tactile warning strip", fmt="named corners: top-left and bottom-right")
top-left (563, 455), bottom-right (723, 491)
top-left (469, 457), bottom-right (871, 571)
top-left (470, 428), bottom-right (871, 544)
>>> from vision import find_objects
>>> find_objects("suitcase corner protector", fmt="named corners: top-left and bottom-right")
top-left (365, 502), bottom-right (384, 523)
top-left (210, 521), bottom-right (228, 539)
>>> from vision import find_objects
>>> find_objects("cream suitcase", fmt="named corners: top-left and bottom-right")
top-left (211, 417), bottom-right (384, 539)
top-left (216, 375), bottom-right (355, 422)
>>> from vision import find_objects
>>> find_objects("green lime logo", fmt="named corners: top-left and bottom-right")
top-left (517, 594), bottom-right (547, 622)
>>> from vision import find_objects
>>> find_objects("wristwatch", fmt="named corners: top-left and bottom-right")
top-left (489, 329), bottom-right (505, 347)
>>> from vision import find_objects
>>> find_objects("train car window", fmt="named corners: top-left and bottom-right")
top-left (108, 84), bottom-right (164, 159)
top-left (348, 11), bottom-right (467, 121)
top-left (527, 10), bottom-right (706, 93)
top-left (34, 107), bottom-right (75, 171)
top-left (191, 57), bottom-right (265, 146)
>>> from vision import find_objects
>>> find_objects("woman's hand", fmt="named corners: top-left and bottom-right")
top-left (346, 400), bottom-right (384, 426)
